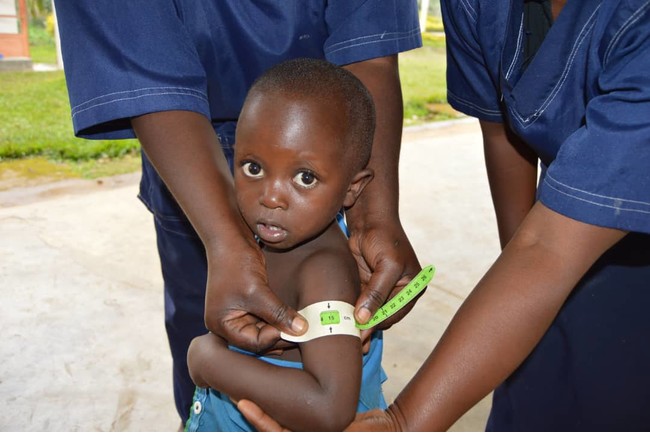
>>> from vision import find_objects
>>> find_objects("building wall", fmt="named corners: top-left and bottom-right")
top-left (0, 0), bottom-right (30, 59)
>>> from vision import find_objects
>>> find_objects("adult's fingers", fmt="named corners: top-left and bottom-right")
top-left (247, 288), bottom-right (308, 339)
top-left (345, 408), bottom-right (399, 431)
top-left (354, 261), bottom-right (403, 324)
top-left (360, 329), bottom-right (373, 354)
top-left (214, 293), bottom-right (308, 353)
top-left (355, 261), bottom-right (426, 331)
top-left (237, 400), bottom-right (291, 432)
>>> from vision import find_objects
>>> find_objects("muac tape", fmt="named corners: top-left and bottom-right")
top-left (281, 265), bottom-right (435, 342)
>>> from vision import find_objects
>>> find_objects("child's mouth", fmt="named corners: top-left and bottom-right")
top-left (256, 222), bottom-right (288, 243)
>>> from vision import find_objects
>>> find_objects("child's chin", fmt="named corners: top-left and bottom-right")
top-left (260, 238), bottom-right (303, 252)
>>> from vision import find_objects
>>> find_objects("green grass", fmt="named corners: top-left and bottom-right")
top-left (28, 22), bottom-right (53, 46)
top-left (0, 23), bottom-right (139, 178)
top-left (425, 15), bottom-right (445, 33)
top-left (399, 36), bottom-right (460, 125)
top-left (0, 32), bottom-right (455, 183)
top-left (0, 71), bottom-right (139, 161)
top-left (28, 23), bottom-right (57, 64)
top-left (29, 43), bottom-right (57, 64)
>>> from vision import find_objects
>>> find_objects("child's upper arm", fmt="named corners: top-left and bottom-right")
top-left (293, 251), bottom-right (363, 419)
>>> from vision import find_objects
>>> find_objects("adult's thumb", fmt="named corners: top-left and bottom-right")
top-left (354, 266), bottom-right (400, 325)
top-left (255, 292), bottom-right (308, 336)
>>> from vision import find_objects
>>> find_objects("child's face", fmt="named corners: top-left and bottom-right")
top-left (234, 92), bottom-right (355, 250)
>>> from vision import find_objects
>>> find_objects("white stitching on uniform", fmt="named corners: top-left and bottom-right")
top-left (71, 86), bottom-right (206, 111)
top-left (71, 91), bottom-right (209, 118)
top-left (505, 14), bottom-right (524, 80)
top-left (325, 28), bottom-right (420, 55)
top-left (325, 27), bottom-right (420, 51)
top-left (448, 90), bottom-right (502, 116)
top-left (604, 0), bottom-right (650, 65)
top-left (459, 0), bottom-right (477, 22)
top-left (544, 173), bottom-right (650, 212)
top-left (511, 6), bottom-right (601, 127)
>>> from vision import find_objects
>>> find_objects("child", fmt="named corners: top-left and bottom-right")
top-left (185, 58), bottom-right (386, 431)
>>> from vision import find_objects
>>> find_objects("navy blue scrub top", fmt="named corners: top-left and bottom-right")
top-left (442, 0), bottom-right (650, 234)
top-left (55, 0), bottom-right (421, 140)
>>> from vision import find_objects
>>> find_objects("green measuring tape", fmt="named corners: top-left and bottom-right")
top-left (356, 265), bottom-right (435, 330)
top-left (281, 265), bottom-right (436, 342)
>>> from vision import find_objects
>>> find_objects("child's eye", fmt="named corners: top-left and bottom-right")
top-left (293, 171), bottom-right (318, 188)
top-left (242, 162), bottom-right (263, 178)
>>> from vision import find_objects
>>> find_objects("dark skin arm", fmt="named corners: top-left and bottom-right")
top-left (239, 202), bottom-right (627, 431)
top-left (188, 333), bottom-right (361, 431)
top-left (352, 203), bottom-right (626, 430)
top-left (188, 252), bottom-right (363, 431)
top-left (481, 120), bottom-right (538, 248)
top-left (132, 111), bottom-right (307, 351)
top-left (344, 56), bottom-right (422, 330)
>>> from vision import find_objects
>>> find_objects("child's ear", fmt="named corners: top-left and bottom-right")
top-left (343, 168), bottom-right (374, 208)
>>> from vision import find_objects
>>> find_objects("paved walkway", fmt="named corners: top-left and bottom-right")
top-left (0, 119), bottom-right (499, 431)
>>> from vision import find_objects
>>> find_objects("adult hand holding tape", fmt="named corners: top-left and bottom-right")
top-left (356, 265), bottom-right (435, 330)
top-left (281, 265), bottom-right (435, 342)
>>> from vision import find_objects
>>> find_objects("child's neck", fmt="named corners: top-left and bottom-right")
top-left (261, 219), bottom-right (344, 259)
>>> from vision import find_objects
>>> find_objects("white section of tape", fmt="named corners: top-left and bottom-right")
top-left (280, 300), bottom-right (360, 343)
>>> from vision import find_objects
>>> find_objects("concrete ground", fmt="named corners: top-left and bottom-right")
top-left (0, 119), bottom-right (500, 431)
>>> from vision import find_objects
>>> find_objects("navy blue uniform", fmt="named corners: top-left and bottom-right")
top-left (442, 0), bottom-right (650, 429)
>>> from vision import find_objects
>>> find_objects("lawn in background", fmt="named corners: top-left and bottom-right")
top-left (400, 35), bottom-right (459, 125)
top-left (0, 71), bottom-right (139, 160)
top-left (28, 22), bottom-right (57, 64)
top-left (0, 23), bottom-right (141, 183)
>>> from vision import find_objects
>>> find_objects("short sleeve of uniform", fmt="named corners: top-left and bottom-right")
top-left (323, 0), bottom-right (422, 66)
top-left (440, 0), bottom-right (503, 122)
top-left (539, 11), bottom-right (650, 234)
top-left (56, 1), bottom-right (209, 139)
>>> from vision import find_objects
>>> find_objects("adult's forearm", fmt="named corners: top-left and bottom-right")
top-left (131, 110), bottom-right (251, 250)
top-left (343, 55), bottom-right (422, 326)
top-left (344, 56), bottom-right (403, 222)
top-left (390, 203), bottom-right (625, 431)
top-left (481, 120), bottom-right (538, 248)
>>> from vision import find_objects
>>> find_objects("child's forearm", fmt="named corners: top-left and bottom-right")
top-left (187, 333), bottom-right (360, 431)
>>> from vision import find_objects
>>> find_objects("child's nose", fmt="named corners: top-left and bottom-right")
top-left (260, 179), bottom-right (288, 210)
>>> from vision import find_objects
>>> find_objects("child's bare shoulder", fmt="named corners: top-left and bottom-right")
top-left (294, 245), bottom-right (359, 308)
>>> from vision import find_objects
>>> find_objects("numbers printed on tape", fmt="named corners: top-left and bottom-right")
top-left (355, 265), bottom-right (435, 330)
top-left (281, 301), bottom-right (358, 343)
top-left (280, 265), bottom-right (435, 342)
top-left (320, 310), bottom-right (340, 325)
